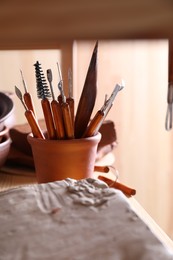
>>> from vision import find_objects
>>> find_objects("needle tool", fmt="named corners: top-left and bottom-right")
top-left (57, 62), bottom-right (74, 139)
top-left (58, 81), bottom-right (74, 139)
top-left (57, 62), bottom-right (63, 104)
top-left (15, 86), bottom-right (45, 139)
top-left (83, 83), bottom-right (124, 137)
top-left (20, 69), bottom-right (36, 116)
top-left (47, 69), bottom-right (65, 139)
top-left (34, 61), bottom-right (56, 140)
top-left (67, 67), bottom-right (75, 125)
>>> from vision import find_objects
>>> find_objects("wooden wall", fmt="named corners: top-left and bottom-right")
top-left (74, 40), bottom-right (173, 240)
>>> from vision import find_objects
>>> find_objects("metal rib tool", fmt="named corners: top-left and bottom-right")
top-left (83, 83), bottom-right (124, 137)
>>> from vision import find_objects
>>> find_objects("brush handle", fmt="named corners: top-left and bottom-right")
top-left (24, 93), bottom-right (36, 115)
top-left (83, 110), bottom-right (104, 137)
top-left (51, 100), bottom-right (65, 139)
top-left (25, 110), bottom-right (45, 139)
top-left (41, 99), bottom-right (56, 139)
top-left (67, 97), bottom-right (74, 126)
top-left (61, 102), bottom-right (74, 139)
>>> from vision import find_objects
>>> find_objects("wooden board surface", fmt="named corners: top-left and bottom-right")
top-left (0, 0), bottom-right (173, 49)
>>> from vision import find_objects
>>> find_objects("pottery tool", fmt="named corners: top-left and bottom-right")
top-left (57, 62), bottom-right (63, 104)
top-left (58, 81), bottom-right (74, 139)
top-left (57, 62), bottom-right (74, 139)
top-left (67, 68), bottom-right (75, 125)
top-left (47, 69), bottom-right (65, 139)
top-left (84, 83), bottom-right (123, 137)
top-left (98, 175), bottom-right (136, 197)
top-left (74, 41), bottom-right (98, 138)
top-left (20, 70), bottom-right (36, 116)
top-left (165, 39), bottom-right (173, 130)
top-left (94, 165), bottom-right (110, 173)
top-left (34, 61), bottom-right (56, 140)
top-left (15, 86), bottom-right (45, 139)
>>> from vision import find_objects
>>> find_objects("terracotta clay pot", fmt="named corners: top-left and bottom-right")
top-left (27, 133), bottom-right (101, 183)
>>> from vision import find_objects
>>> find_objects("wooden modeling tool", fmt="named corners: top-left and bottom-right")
top-left (15, 86), bottom-right (45, 139)
top-left (98, 175), bottom-right (136, 197)
top-left (20, 69), bottom-right (36, 115)
top-left (58, 81), bottom-right (74, 139)
top-left (47, 69), bottom-right (65, 139)
top-left (84, 84), bottom-right (123, 137)
top-left (74, 41), bottom-right (98, 138)
top-left (57, 62), bottom-right (74, 139)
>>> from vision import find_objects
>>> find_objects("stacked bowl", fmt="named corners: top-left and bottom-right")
top-left (0, 92), bottom-right (14, 168)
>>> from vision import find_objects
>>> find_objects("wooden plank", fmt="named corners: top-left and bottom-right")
top-left (0, 0), bottom-right (173, 49)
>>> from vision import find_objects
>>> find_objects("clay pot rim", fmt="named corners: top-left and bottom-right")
top-left (27, 132), bottom-right (101, 144)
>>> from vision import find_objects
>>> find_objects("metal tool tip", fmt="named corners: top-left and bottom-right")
top-left (94, 40), bottom-right (98, 50)
top-left (121, 79), bottom-right (125, 87)
top-left (47, 69), bottom-right (52, 82)
top-left (14, 85), bottom-right (22, 99)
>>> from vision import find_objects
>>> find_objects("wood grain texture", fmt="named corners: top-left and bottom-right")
top-left (0, 0), bottom-right (173, 49)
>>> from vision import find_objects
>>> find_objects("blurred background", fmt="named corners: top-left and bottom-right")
top-left (0, 40), bottom-right (172, 239)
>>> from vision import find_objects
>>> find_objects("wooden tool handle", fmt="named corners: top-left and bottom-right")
top-left (24, 93), bottom-right (35, 115)
top-left (98, 176), bottom-right (136, 197)
top-left (58, 95), bottom-right (63, 104)
top-left (41, 99), bottom-right (56, 139)
top-left (25, 110), bottom-right (45, 139)
top-left (51, 100), bottom-right (65, 139)
top-left (94, 165), bottom-right (110, 173)
top-left (83, 110), bottom-right (104, 137)
top-left (67, 97), bottom-right (74, 125)
top-left (61, 103), bottom-right (74, 139)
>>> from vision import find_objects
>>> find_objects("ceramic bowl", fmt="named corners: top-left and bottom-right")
top-left (0, 92), bottom-right (14, 131)
top-left (0, 135), bottom-right (11, 169)
top-left (0, 126), bottom-right (9, 143)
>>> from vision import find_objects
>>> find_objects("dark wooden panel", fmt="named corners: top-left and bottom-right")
top-left (0, 0), bottom-right (173, 49)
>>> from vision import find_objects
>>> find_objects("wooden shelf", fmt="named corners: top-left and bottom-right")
top-left (0, 0), bottom-right (173, 50)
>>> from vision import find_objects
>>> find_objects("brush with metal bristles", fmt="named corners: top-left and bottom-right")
top-left (47, 68), bottom-right (65, 139)
top-left (15, 86), bottom-right (44, 139)
top-left (34, 61), bottom-right (56, 139)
